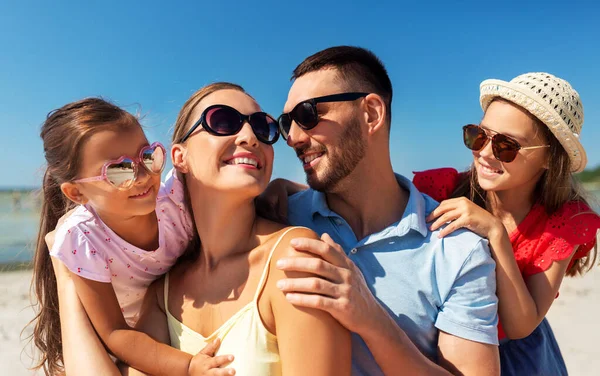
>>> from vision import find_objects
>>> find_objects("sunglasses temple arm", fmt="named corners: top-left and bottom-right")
top-left (73, 176), bottom-right (106, 183)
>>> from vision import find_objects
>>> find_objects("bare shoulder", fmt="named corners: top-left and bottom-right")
top-left (270, 226), bottom-right (319, 259)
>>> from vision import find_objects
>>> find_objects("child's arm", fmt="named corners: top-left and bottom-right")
top-left (486, 230), bottom-right (575, 339)
top-left (117, 278), bottom-right (235, 376)
top-left (428, 197), bottom-right (577, 339)
top-left (51, 257), bottom-right (120, 375)
top-left (71, 274), bottom-right (202, 375)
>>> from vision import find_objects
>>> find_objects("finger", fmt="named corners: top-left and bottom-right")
top-left (320, 233), bottom-right (344, 255)
top-left (276, 257), bottom-right (342, 282)
top-left (276, 277), bottom-right (341, 298)
top-left (288, 237), bottom-right (347, 266)
top-left (207, 354), bottom-right (235, 369)
top-left (284, 293), bottom-right (339, 312)
top-left (429, 210), bottom-right (460, 232)
top-left (198, 338), bottom-right (221, 355)
top-left (426, 200), bottom-right (457, 222)
top-left (207, 368), bottom-right (236, 376)
top-left (437, 218), bottom-right (465, 238)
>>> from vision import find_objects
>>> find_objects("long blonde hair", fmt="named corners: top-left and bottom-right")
top-left (171, 82), bottom-right (248, 263)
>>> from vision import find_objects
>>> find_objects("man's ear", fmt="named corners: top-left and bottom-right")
top-left (60, 182), bottom-right (89, 205)
top-left (363, 93), bottom-right (387, 136)
top-left (171, 143), bottom-right (189, 174)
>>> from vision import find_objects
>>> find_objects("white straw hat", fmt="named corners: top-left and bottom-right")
top-left (480, 72), bottom-right (586, 172)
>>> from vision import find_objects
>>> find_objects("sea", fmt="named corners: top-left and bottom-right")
top-left (1, 188), bottom-right (599, 267)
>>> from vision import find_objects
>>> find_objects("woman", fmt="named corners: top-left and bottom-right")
top-left (48, 82), bottom-right (351, 376)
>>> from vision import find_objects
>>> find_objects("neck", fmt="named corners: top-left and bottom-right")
top-left (188, 181), bottom-right (258, 269)
top-left (325, 154), bottom-right (408, 240)
top-left (487, 186), bottom-right (537, 231)
top-left (94, 207), bottom-right (158, 251)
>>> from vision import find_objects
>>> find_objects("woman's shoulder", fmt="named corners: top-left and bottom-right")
top-left (412, 167), bottom-right (463, 202)
top-left (264, 226), bottom-right (319, 257)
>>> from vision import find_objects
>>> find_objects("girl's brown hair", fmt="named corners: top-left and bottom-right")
top-left (453, 98), bottom-right (597, 276)
top-left (171, 82), bottom-right (248, 263)
top-left (29, 98), bottom-right (141, 375)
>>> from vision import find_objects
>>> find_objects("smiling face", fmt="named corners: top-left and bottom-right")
top-left (473, 99), bottom-right (550, 195)
top-left (176, 89), bottom-right (274, 198)
top-left (72, 125), bottom-right (161, 218)
top-left (283, 69), bottom-right (367, 192)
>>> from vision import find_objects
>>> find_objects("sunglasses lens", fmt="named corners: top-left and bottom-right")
top-left (463, 125), bottom-right (488, 151)
top-left (492, 134), bottom-right (520, 162)
top-left (250, 113), bottom-right (279, 144)
top-left (278, 114), bottom-right (291, 140)
top-left (293, 102), bottom-right (318, 129)
top-left (106, 158), bottom-right (136, 188)
top-left (205, 106), bottom-right (242, 135)
top-left (142, 145), bottom-right (166, 174)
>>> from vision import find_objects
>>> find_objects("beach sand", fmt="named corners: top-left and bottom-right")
top-left (2, 268), bottom-right (599, 375)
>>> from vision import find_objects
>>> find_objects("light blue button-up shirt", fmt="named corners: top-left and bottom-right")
top-left (288, 174), bottom-right (498, 376)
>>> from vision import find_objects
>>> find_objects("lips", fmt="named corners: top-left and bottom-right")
top-left (477, 160), bottom-right (504, 176)
top-left (296, 146), bottom-right (326, 168)
top-left (129, 185), bottom-right (152, 198)
top-left (223, 152), bottom-right (263, 169)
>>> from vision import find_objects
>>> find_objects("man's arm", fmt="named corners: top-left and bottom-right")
top-left (438, 333), bottom-right (500, 375)
top-left (434, 238), bottom-right (500, 375)
top-left (276, 234), bottom-right (452, 375)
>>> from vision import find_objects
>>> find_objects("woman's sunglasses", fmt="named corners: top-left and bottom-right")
top-left (463, 124), bottom-right (549, 163)
top-left (277, 92), bottom-right (368, 140)
top-left (179, 104), bottom-right (279, 145)
top-left (74, 142), bottom-right (166, 190)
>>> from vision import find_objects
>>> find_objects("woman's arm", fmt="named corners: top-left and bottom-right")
top-left (267, 228), bottom-right (351, 376)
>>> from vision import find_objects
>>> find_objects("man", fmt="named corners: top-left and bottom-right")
top-left (272, 46), bottom-right (500, 375)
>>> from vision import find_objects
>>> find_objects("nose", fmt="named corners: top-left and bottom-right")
top-left (286, 121), bottom-right (311, 149)
top-left (236, 122), bottom-right (259, 148)
top-left (134, 164), bottom-right (151, 185)
top-left (477, 136), bottom-right (495, 160)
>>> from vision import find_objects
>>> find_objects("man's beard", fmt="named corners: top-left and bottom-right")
top-left (306, 117), bottom-right (366, 192)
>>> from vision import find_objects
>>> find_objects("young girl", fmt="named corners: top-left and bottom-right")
top-left (31, 98), bottom-right (234, 375)
top-left (413, 72), bottom-right (600, 375)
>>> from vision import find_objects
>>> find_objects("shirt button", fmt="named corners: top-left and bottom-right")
top-left (334, 218), bottom-right (343, 225)
top-left (350, 248), bottom-right (358, 254)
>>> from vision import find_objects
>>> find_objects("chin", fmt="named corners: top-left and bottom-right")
top-left (476, 174), bottom-right (501, 192)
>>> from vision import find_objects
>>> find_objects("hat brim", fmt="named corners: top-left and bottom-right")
top-left (480, 79), bottom-right (587, 172)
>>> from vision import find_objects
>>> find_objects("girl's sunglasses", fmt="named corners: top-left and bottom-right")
top-left (74, 142), bottom-right (166, 190)
top-left (277, 92), bottom-right (368, 140)
top-left (179, 104), bottom-right (279, 145)
top-left (463, 124), bottom-right (549, 163)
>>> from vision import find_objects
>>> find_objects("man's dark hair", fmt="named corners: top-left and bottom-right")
top-left (292, 46), bottom-right (393, 127)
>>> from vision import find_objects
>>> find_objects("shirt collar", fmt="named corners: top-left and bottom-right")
top-left (309, 173), bottom-right (429, 238)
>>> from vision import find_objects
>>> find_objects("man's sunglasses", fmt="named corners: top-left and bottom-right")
top-left (179, 104), bottom-right (279, 145)
top-left (74, 142), bottom-right (166, 190)
top-left (463, 124), bottom-right (550, 163)
top-left (278, 92), bottom-right (368, 140)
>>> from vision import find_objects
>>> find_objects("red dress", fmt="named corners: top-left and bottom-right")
top-left (413, 168), bottom-right (600, 339)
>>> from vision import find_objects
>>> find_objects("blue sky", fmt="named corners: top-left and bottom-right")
top-left (1, 0), bottom-right (599, 189)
